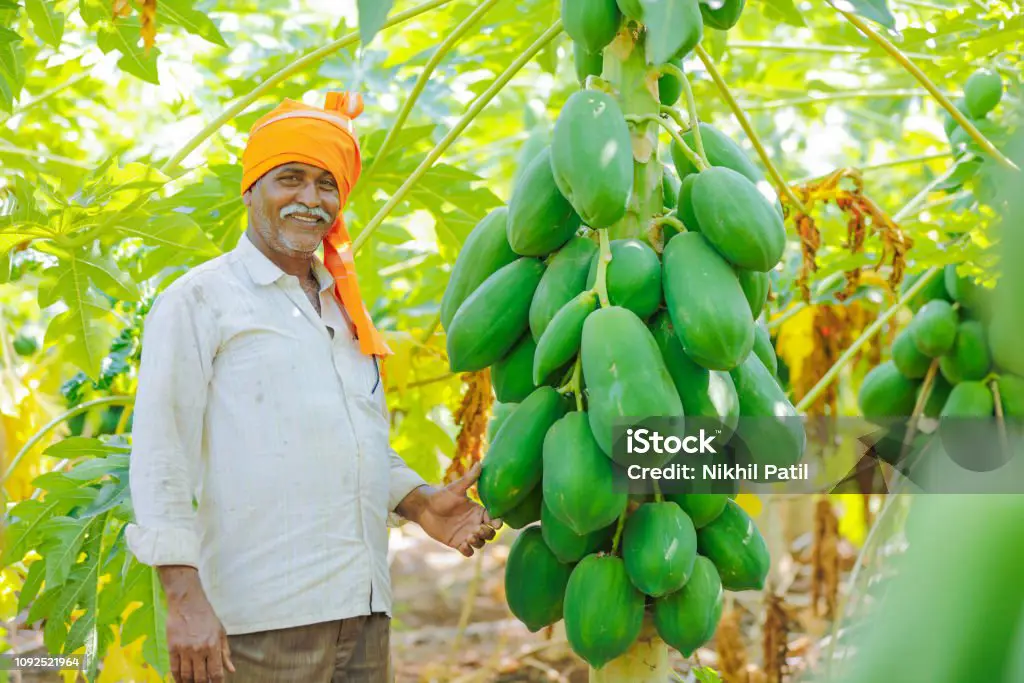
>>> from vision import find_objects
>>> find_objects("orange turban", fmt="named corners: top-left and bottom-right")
top-left (241, 92), bottom-right (391, 357)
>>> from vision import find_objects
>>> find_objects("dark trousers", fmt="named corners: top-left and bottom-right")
top-left (226, 614), bottom-right (391, 682)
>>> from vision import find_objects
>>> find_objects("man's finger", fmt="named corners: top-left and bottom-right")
top-left (483, 511), bottom-right (503, 530)
top-left (180, 653), bottom-right (194, 683)
top-left (193, 653), bottom-right (210, 683)
top-left (208, 649), bottom-right (225, 682)
top-left (448, 462), bottom-right (482, 496)
top-left (470, 535), bottom-right (487, 549)
top-left (479, 524), bottom-right (497, 542)
top-left (457, 543), bottom-right (473, 557)
top-left (221, 633), bottom-right (236, 674)
top-left (171, 651), bottom-right (183, 683)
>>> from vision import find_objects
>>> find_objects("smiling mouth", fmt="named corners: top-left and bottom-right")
top-left (287, 214), bottom-right (325, 225)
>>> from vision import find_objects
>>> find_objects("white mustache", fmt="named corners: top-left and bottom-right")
top-left (280, 204), bottom-right (331, 222)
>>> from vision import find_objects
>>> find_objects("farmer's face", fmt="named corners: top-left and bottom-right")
top-left (243, 162), bottom-right (341, 256)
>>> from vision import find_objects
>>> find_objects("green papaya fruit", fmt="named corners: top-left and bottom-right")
top-left (652, 555), bottom-right (723, 656)
top-left (902, 269), bottom-right (952, 312)
top-left (939, 320), bottom-right (991, 384)
top-left (562, 0), bottom-right (622, 54)
top-left (447, 258), bottom-right (545, 372)
top-left (944, 265), bottom-right (991, 317)
top-left (941, 381), bottom-right (994, 418)
top-left (502, 484), bottom-right (543, 529)
top-left (534, 290), bottom-right (598, 384)
top-left (651, 311), bottom-right (740, 439)
top-left (910, 300), bottom-right (958, 357)
top-left (989, 313), bottom-right (1024, 376)
top-left (622, 502), bottom-right (698, 597)
top-left (997, 375), bottom-right (1024, 417)
top-left (440, 207), bottom-right (518, 330)
top-left (950, 119), bottom-right (1006, 158)
top-left (942, 98), bottom-right (975, 140)
top-left (585, 238), bottom-right (662, 320)
top-left (543, 412), bottom-right (629, 535)
top-left (730, 351), bottom-right (805, 469)
top-left (488, 402), bottom-right (518, 441)
top-left (512, 122), bottom-right (551, 191)
top-left (643, 0), bottom-right (703, 65)
top-left (677, 174), bottom-right (699, 230)
top-left (12, 334), bottom-right (38, 357)
top-left (573, 41), bottom-right (604, 84)
top-left (479, 387), bottom-right (569, 517)
top-left (859, 361), bottom-right (920, 419)
top-left (737, 268), bottom-right (769, 319)
top-left (690, 167), bottom-right (786, 272)
top-left (699, 0), bottom-right (745, 30)
top-left (893, 329), bottom-right (933, 380)
top-left (582, 306), bottom-right (685, 457)
top-left (752, 325), bottom-right (777, 377)
top-left (663, 232), bottom-right (754, 371)
top-left (505, 527), bottom-right (574, 632)
top-left (617, 0), bottom-right (643, 20)
top-left (920, 375), bottom-right (953, 419)
top-left (551, 90), bottom-right (634, 229)
top-left (664, 493), bottom-right (727, 528)
top-left (963, 68), bottom-right (1003, 119)
top-left (697, 499), bottom-right (769, 591)
top-left (542, 501), bottom-right (614, 563)
top-left (507, 147), bottom-right (582, 256)
top-left (530, 236), bottom-right (598, 340)
top-left (670, 123), bottom-right (762, 183)
top-left (658, 60), bottom-right (684, 107)
top-left (493, 334), bottom-right (540, 403)
top-left (563, 555), bottom-right (645, 669)
top-left (662, 164), bottom-right (681, 209)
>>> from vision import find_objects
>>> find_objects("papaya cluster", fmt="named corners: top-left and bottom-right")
top-left (943, 67), bottom-right (1007, 160)
top-left (858, 266), bottom-right (1023, 424)
top-left (440, 0), bottom-right (807, 669)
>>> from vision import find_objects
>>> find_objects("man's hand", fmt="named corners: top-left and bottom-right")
top-left (396, 463), bottom-right (502, 557)
top-left (158, 566), bottom-right (236, 683)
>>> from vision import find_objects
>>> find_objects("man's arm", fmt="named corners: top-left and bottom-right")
top-left (126, 287), bottom-right (232, 683)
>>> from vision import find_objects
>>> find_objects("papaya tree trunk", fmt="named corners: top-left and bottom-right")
top-left (590, 617), bottom-right (670, 682)
top-left (591, 27), bottom-right (672, 683)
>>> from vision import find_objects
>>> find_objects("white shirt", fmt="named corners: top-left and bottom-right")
top-left (125, 233), bottom-right (428, 635)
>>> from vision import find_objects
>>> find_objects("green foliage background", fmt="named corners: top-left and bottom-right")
top-left (0, 0), bottom-right (1020, 678)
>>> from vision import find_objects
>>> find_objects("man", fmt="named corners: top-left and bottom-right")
top-left (126, 92), bottom-right (501, 683)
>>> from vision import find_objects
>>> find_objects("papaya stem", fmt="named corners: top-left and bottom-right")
top-left (835, 8), bottom-right (1019, 172)
top-left (353, 21), bottom-right (565, 254)
top-left (794, 267), bottom-right (942, 413)
top-left (572, 354), bottom-right (584, 412)
top-left (898, 358), bottom-right (940, 465)
top-left (595, 228), bottom-right (613, 308)
top-left (693, 46), bottom-right (810, 215)
top-left (3, 396), bottom-right (136, 481)
top-left (990, 378), bottom-right (1010, 462)
top-left (653, 115), bottom-right (708, 172)
top-left (652, 215), bottom-right (685, 232)
top-left (611, 508), bottom-right (628, 554)
top-left (677, 69), bottom-right (709, 168)
top-left (652, 479), bottom-right (663, 503)
top-left (160, 0), bottom-right (457, 173)
top-left (660, 105), bottom-right (691, 132)
top-left (364, 0), bottom-right (502, 180)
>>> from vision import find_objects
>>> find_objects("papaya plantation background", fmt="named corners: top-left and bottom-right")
top-left (0, 0), bottom-right (1021, 680)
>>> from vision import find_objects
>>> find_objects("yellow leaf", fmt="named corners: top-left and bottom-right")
top-left (833, 493), bottom-right (868, 547)
top-left (773, 305), bottom-right (817, 391)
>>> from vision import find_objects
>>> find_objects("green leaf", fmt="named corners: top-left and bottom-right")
top-left (44, 437), bottom-right (131, 459)
top-left (160, 0), bottom-right (228, 48)
top-left (0, 27), bottom-right (22, 45)
top-left (24, 0), bottom-right (64, 49)
top-left (758, 0), bottom-right (806, 27)
top-left (37, 516), bottom-right (91, 587)
top-left (357, 0), bottom-right (393, 48)
top-left (79, 0), bottom-right (107, 26)
top-left (96, 19), bottom-right (160, 85)
top-left (119, 566), bottom-right (170, 674)
top-left (76, 251), bottom-right (141, 302)
top-left (832, 0), bottom-right (895, 30)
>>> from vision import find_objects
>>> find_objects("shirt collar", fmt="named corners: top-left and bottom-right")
top-left (236, 232), bottom-right (333, 294)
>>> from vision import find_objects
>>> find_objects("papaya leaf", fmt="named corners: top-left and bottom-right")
top-left (758, 0), bottom-right (806, 27)
top-left (76, 251), bottom-right (140, 302)
top-left (119, 565), bottom-right (170, 674)
top-left (44, 437), bottom-right (131, 459)
top-left (357, 0), bottom-right (393, 48)
top-left (62, 454), bottom-right (131, 482)
top-left (79, 0), bottom-right (108, 26)
top-left (24, 0), bottom-right (64, 49)
top-left (160, 0), bottom-right (228, 48)
top-left (0, 27), bottom-right (21, 45)
top-left (18, 560), bottom-right (46, 614)
top-left (831, 0), bottom-right (895, 30)
top-left (96, 19), bottom-right (160, 85)
top-left (114, 213), bottom-right (219, 256)
top-left (44, 303), bottom-right (117, 381)
top-left (37, 516), bottom-right (91, 586)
